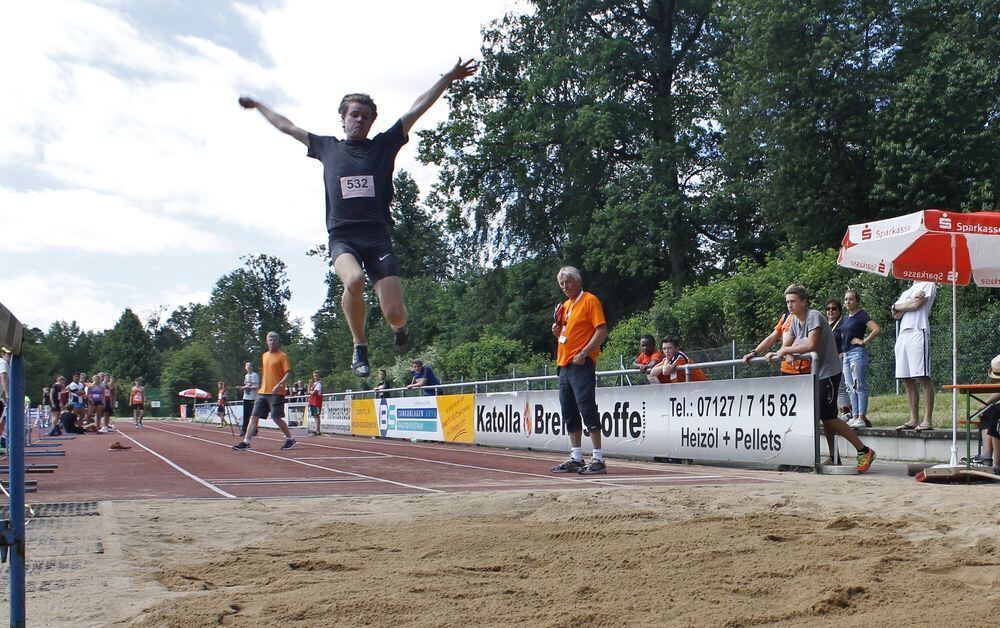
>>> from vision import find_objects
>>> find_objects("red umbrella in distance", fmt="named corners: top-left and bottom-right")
top-left (177, 388), bottom-right (213, 400)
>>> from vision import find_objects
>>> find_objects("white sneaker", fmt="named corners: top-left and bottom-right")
top-left (97, 427), bottom-right (108, 433)
top-left (846, 417), bottom-right (865, 428)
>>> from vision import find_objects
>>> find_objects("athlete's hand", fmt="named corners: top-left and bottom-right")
top-left (238, 96), bottom-right (257, 109)
top-left (445, 58), bottom-right (479, 83)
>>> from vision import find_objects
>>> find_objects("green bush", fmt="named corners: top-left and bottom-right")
top-left (435, 334), bottom-right (547, 382)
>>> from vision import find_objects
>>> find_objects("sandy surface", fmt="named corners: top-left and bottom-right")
top-left (9, 466), bottom-right (1000, 627)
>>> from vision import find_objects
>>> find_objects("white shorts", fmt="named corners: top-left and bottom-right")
top-left (895, 328), bottom-right (930, 379)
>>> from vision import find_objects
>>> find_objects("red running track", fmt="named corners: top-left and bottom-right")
top-left (4, 420), bottom-right (785, 502)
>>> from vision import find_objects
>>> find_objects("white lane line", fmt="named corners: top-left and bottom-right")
top-left (210, 478), bottom-right (376, 485)
top-left (142, 424), bottom-right (443, 494)
top-left (303, 432), bottom-right (788, 482)
top-left (293, 456), bottom-right (387, 461)
top-left (159, 422), bottom-right (783, 487)
top-left (158, 422), bottom-right (631, 488)
top-left (113, 430), bottom-right (236, 499)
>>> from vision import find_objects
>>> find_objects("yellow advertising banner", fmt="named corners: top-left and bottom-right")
top-left (438, 393), bottom-right (475, 444)
top-left (351, 398), bottom-right (379, 437)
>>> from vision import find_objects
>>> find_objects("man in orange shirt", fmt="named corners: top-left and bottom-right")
top-left (233, 332), bottom-right (297, 451)
top-left (631, 334), bottom-right (663, 384)
top-left (549, 267), bottom-right (609, 475)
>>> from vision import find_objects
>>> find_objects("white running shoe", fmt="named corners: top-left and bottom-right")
top-left (97, 427), bottom-right (108, 433)
top-left (846, 417), bottom-right (865, 429)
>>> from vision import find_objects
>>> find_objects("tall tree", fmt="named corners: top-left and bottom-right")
top-left (421, 0), bottom-right (725, 299)
top-left (42, 320), bottom-right (100, 376)
top-left (199, 255), bottom-right (292, 384)
top-left (22, 327), bottom-right (57, 404)
top-left (94, 308), bottom-right (160, 383)
top-left (872, 0), bottom-right (1000, 212)
top-left (390, 170), bottom-right (452, 281)
top-left (243, 254), bottom-right (293, 342)
top-left (717, 0), bottom-right (898, 250)
top-left (146, 303), bottom-right (205, 353)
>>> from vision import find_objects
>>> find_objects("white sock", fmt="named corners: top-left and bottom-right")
top-left (592, 448), bottom-right (604, 462)
top-left (571, 447), bottom-right (583, 462)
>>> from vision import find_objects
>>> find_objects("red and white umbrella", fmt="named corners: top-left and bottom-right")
top-left (177, 388), bottom-right (213, 400)
top-left (838, 209), bottom-right (1000, 464)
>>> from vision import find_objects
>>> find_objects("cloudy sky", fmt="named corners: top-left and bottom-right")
top-left (0, 0), bottom-right (522, 335)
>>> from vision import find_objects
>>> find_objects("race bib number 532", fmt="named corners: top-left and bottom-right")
top-left (340, 175), bottom-right (376, 199)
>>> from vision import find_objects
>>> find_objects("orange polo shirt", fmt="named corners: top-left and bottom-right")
top-left (775, 313), bottom-right (811, 374)
top-left (260, 349), bottom-right (291, 395)
top-left (556, 291), bottom-right (606, 367)
top-left (635, 351), bottom-right (664, 367)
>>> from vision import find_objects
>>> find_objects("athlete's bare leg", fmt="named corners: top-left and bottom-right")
top-left (333, 253), bottom-right (369, 345)
top-left (373, 276), bottom-right (408, 331)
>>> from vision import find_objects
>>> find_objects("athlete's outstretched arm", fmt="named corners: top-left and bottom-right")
top-left (238, 96), bottom-right (309, 146)
top-left (400, 58), bottom-right (479, 135)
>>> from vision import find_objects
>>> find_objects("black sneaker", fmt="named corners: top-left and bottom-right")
top-left (351, 345), bottom-right (370, 377)
top-left (578, 460), bottom-right (607, 475)
top-left (281, 438), bottom-right (297, 450)
top-left (393, 327), bottom-right (411, 354)
top-left (232, 441), bottom-right (250, 451)
top-left (551, 459), bottom-right (585, 473)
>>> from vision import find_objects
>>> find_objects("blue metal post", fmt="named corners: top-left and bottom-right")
top-left (8, 354), bottom-right (26, 627)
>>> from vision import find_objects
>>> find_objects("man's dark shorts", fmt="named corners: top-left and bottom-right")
top-left (251, 394), bottom-right (285, 420)
top-left (329, 225), bottom-right (400, 283)
top-left (982, 403), bottom-right (1000, 438)
top-left (558, 359), bottom-right (601, 434)
top-left (818, 374), bottom-right (841, 422)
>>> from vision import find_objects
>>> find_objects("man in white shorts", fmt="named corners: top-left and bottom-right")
top-left (892, 280), bottom-right (937, 431)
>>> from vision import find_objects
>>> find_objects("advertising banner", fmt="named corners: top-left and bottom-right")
top-left (284, 401), bottom-right (307, 428)
top-left (322, 399), bottom-right (352, 435)
top-left (351, 398), bottom-right (379, 437)
top-left (349, 394), bottom-right (475, 442)
top-left (474, 375), bottom-right (817, 467)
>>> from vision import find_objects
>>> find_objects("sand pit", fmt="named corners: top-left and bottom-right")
top-left (10, 468), bottom-right (1000, 626)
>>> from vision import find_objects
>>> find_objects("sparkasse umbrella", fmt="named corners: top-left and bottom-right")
top-left (177, 388), bottom-right (213, 400)
top-left (838, 209), bottom-right (1000, 465)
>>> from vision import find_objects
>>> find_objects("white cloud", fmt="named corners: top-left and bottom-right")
top-left (0, 271), bottom-right (213, 334)
top-left (0, 0), bottom-right (526, 333)
top-left (0, 273), bottom-right (130, 333)
top-left (0, 188), bottom-right (223, 254)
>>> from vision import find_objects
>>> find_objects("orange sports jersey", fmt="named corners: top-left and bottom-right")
top-left (775, 313), bottom-right (811, 374)
top-left (657, 351), bottom-right (708, 383)
top-left (635, 351), bottom-right (664, 366)
top-left (130, 387), bottom-right (144, 404)
top-left (556, 292), bottom-right (607, 367)
top-left (260, 349), bottom-right (292, 395)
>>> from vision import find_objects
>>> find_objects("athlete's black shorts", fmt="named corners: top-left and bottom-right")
top-left (328, 224), bottom-right (400, 283)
